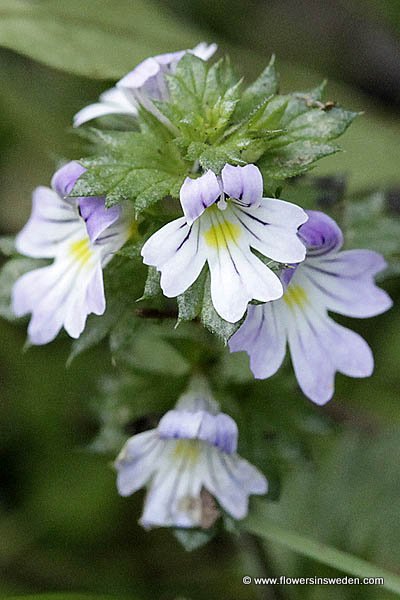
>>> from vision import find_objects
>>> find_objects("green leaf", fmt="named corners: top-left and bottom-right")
top-left (235, 55), bottom-right (278, 120)
top-left (68, 253), bottom-right (146, 363)
top-left (0, 0), bottom-right (199, 79)
top-left (109, 312), bottom-right (190, 376)
top-left (174, 528), bottom-right (216, 552)
top-left (345, 191), bottom-right (400, 278)
top-left (141, 267), bottom-right (162, 300)
top-left (257, 91), bottom-right (357, 182)
top-left (71, 125), bottom-right (186, 210)
top-left (177, 270), bottom-right (242, 342)
top-left (242, 498), bottom-right (400, 596)
top-left (163, 55), bottom-right (241, 148)
top-left (0, 235), bottom-right (16, 256)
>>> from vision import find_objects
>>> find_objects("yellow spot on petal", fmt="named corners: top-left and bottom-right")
top-left (283, 284), bottom-right (308, 310)
top-left (173, 440), bottom-right (201, 465)
top-left (70, 238), bottom-right (93, 265)
top-left (204, 218), bottom-right (241, 249)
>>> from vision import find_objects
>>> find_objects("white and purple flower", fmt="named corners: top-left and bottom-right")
top-left (12, 161), bottom-right (131, 345)
top-left (229, 210), bottom-right (393, 405)
top-left (115, 382), bottom-right (267, 529)
top-left (141, 164), bottom-right (307, 323)
top-left (73, 42), bottom-right (217, 127)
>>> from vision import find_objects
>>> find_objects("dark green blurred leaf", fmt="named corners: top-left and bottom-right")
top-left (346, 191), bottom-right (400, 278)
top-left (109, 312), bottom-right (190, 376)
top-left (0, 0), bottom-right (199, 79)
top-left (243, 495), bottom-right (400, 596)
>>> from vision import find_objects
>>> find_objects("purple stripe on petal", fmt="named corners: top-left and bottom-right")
top-left (158, 408), bottom-right (238, 454)
top-left (51, 161), bottom-right (86, 198)
top-left (222, 164), bottom-right (263, 208)
top-left (79, 197), bottom-right (121, 243)
top-left (180, 171), bottom-right (221, 224)
top-left (299, 210), bottom-right (343, 256)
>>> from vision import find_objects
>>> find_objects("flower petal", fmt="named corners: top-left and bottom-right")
top-left (303, 249), bottom-right (393, 318)
top-left (229, 302), bottom-right (287, 379)
top-left (140, 442), bottom-right (204, 528)
top-left (222, 164), bottom-right (263, 208)
top-left (51, 161), bottom-right (86, 197)
top-left (191, 42), bottom-right (218, 61)
top-left (286, 304), bottom-right (337, 405)
top-left (79, 197), bottom-right (121, 243)
top-left (141, 218), bottom-right (207, 297)
top-left (299, 210), bottom-right (343, 255)
top-left (158, 409), bottom-right (238, 454)
top-left (203, 207), bottom-right (283, 322)
top-left (232, 199), bottom-right (307, 264)
top-left (204, 447), bottom-right (267, 520)
top-left (73, 87), bottom-right (137, 127)
top-left (180, 171), bottom-right (221, 224)
top-left (116, 431), bottom-right (162, 496)
top-left (15, 186), bottom-right (80, 259)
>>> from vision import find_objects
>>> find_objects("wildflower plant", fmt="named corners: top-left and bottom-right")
top-left (1, 40), bottom-right (399, 585)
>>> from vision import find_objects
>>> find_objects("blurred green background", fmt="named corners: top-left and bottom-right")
top-left (1, 1), bottom-right (400, 599)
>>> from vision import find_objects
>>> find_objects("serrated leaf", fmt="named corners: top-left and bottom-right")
top-left (164, 55), bottom-right (241, 146)
top-left (68, 253), bottom-right (146, 363)
top-left (235, 55), bottom-right (278, 120)
top-left (141, 266), bottom-right (161, 300)
top-left (71, 126), bottom-right (185, 210)
top-left (177, 270), bottom-right (242, 342)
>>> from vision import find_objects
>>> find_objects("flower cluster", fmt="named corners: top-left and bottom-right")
top-left (8, 44), bottom-right (393, 532)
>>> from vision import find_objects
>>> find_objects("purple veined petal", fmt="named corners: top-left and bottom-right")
top-left (299, 210), bottom-right (343, 256)
top-left (203, 206), bottom-right (283, 322)
top-left (285, 303), bottom-right (337, 405)
top-left (141, 218), bottom-right (207, 298)
top-left (180, 171), bottom-right (221, 224)
top-left (51, 161), bottom-right (86, 198)
top-left (118, 56), bottom-right (167, 94)
top-left (203, 446), bottom-right (267, 520)
top-left (229, 302), bottom-right (287, 379)
top-left (12, 228), bottom-right (105, 345)
top-left (315, 313), bottom-right (374, 379)
top-left (140, 442), bottom-right (203, 528)
top-left (79, 197), bottom-right (121, 243)
top-left (63, 261), bottom-right (106, 338)
top-left (221, 164), bottom-right (263, 208)
top-left (158, 410), bottom-right (205, 441)
top-left (116, 431), bottom-right (162, 497)
top-left (15, 186), bottom-right (80, 259)
top-left (158, 409), bottom-right (238, 454)
top-left (302, 249), bottom-right (393, 318)
top-left (231, 199), bottom-right (307, 264)
top-left (73, 87), bottom-right (137, 127)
